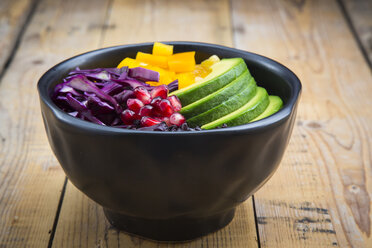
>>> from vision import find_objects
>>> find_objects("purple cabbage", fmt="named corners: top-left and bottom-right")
top-left (66, 75), bottom-right (122, 113)
top-left (128, 67), bottom-right (160, 82)
top-left (168, 79), bottom-right (179, 92)
top-left (101, 82), bottom-right (124, 96)
top-left (65, 93), bottom-right (105, 125)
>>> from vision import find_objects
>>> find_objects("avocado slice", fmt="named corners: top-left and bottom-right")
top-left (201, 87), bottom-right (269, 130)
top-left (187, 79), bottom-right (257, 127)
top-left (250, 95), bottom-right (283, 122)
top-left (180, 70), bottom-right (251, 119)
top-left (170, 58), bottom-right (247, 106)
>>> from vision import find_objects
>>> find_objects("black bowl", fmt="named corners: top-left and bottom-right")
top-left (37, 42), bottom-right (301, 241)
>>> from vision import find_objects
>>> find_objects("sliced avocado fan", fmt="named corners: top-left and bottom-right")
top-left (250, 95), bottom-right (283, 122)
top-left (170, 58), bottom-right (247, 106)
top-left (201, 87), bottom-right (269, 130)
top-left (180, 70), bottom-right (251, 119)
top-left (187, 77), bottom-right (257, 127)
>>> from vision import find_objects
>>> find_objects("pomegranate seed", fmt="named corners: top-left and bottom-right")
top-left (151, 85), bottom-right (168, 99)
top-left (150, 97), bottom-right (163, 117)
top-left (141, 116), bottom-right (162, 127)
top-left (169, 113), bottom-right (186, 126)
top-left (134, 87), bottom-right (152, 104)
top-left (127, 98), bottom-right (144, 113)
top-left (150, 96), bottom-right (162, 107)
top-left (161, 117), bottom-right (171, 126)
top-left (168, 95), bottom-right (182, 112)
top-left (158, 99), bottom-right (174, 117)
top-left (138, 105), bottom-right (153, 117)
top-left (120, 109), bottom-right (136, 124)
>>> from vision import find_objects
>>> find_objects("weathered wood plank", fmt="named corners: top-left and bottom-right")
top-left (0, 0), bottom-right (36, 76)
top-left (232, 0), bottom-right (372, 247)
top-left (341, 0), bottom-right (372, 67)
top-left (0, 0), bottom-right (111, 247)
top-left (100, 0), bottom-right (233, 47)
top-left (52, 0), bottom-right (258, 247)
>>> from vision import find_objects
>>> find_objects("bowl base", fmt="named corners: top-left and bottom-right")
top-left (103, 208), bottom-right (236, 242)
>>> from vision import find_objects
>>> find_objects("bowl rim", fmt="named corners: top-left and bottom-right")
top-left (38, 41), bottom-right (301, 135)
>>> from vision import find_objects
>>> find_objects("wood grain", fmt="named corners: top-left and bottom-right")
top-left (232, 0), bottom-right (372, 247)
top-left (0, 0), bottom-right (111, 246)
top-left (51, 0), bottom-right (258, 247)
top-left (341, 0), bottom-right (372, 67)
top-left (0, 0), bottom-right (36, 76)
top-left (100, 0), bottom-right (233, 47)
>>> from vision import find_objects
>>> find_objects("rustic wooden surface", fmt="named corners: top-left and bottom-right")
top-left (0, 0), bottom-right (35, 76)
top-left (341, 0), bottom-right (372, 67)
top-left (0, 0), bottom-right (371, 247)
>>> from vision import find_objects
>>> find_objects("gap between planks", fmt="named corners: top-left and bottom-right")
top-left (47, 177), bottom-right (68, 248)
top-left (337, 0), bottom-right (372, 70)
top-left (0, 0), bottom-right (39, 82)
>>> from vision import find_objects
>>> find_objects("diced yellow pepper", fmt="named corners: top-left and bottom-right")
top-left (159, 70), bottom-right (176, 85)
top-left (136, 52), bottom-right (168, 68)
top-left (201, 55), bottom-right (220, 68)
top-left (168, 60), bottom-right (195, 73)
top-left (145, 81), bottom-right (161, 86)
top-left (168, 51), bottom-right (196, 73)
top-left (169, 51), bottom-right (195, 61)
top-left (177, 72), bottom-right (195, 89)
top-left (117, 57), bottom-right (145, 68)
top-left (152, 42), bottom-right (173, 56)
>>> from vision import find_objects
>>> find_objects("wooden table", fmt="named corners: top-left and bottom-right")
top-left (0, 0), bottom-right (371, 247)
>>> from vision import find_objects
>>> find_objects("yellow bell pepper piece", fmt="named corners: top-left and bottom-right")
top-left (136, 52), bottom-right (168, 68)
top-left (169, 51), bottom-right (195, 61)
top-left (168, 60), bottom-right (195, 73)
top-left (168, 51), bottom-right (196, 73)
top-left (152, 42), bottom-right (173, 56)
top-left (117, 57), bottom-right (146, 68)
top-left (145, 81), bottom-right (161, 86)
top-left (177, 72), bottom-right (195, 89)
top-left (159, 70), bottom-right (176, 85)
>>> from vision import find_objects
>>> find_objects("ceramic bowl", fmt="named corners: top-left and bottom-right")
top-left (37, 42), bottom-right (301, 241)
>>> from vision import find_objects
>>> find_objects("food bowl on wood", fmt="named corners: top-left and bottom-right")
top-left (37, 41), bottom-right (301, 241)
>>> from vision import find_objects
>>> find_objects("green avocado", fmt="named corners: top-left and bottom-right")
top-left (250, 95), bottom-right (283, 122)
top-left (201, 87), bottom-right (269, 130)
top-left (186, 79), bottom-right (257, 127)
top-left (180, 70), bottom-right (251, 119)
top-left (170, 58), bottom-right (247, 106)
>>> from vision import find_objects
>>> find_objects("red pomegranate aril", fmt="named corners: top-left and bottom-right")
top-left (134, 86), bottom-right (152, 104)
top-left (169, 113), bottom-right (186, 126)
top-left (127, 98), bottom-right (144, 113)
top-left (168, 95), bottom-right (182, 112)
top-left (161, 117), bottom-right (171, 126)
top-left (138, 105), bottom-right (153, 117)
top-left (150, 96), bottom-right (162, 107)
top-left (158, 99), bottom-right (174, 117)
top-left (120, 109), bottom-right (136, 125)
top-left (151, 85), bottom-right (168, 99)
top-left (141, 116), bottom-right (162, 127)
